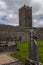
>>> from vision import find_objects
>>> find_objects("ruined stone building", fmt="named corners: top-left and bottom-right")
top-left (0, 5), bottom-right (43, 42)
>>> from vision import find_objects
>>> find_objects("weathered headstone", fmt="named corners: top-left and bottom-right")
top-left (25, 30), bottom-right (39, 65)
top-left (29, 30), bottom-right (38, 61)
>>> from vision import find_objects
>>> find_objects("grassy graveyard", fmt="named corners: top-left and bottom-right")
top-left (10, 40), bottom-right (43, 63)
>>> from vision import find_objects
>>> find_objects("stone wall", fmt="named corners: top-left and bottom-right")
top-left (0, 24), bottom-right (43, 41)
top-left (0, 24), bottom-right (30, 41)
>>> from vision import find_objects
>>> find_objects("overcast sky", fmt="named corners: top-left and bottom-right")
top-left (0, 0), bottom-right (43, 27)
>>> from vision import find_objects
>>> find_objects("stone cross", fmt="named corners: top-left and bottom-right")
top-left (29, 30), bottom-right (38, 61)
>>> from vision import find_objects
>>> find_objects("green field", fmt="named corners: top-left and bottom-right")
top-left (10, 40), bottom-right (43, 63)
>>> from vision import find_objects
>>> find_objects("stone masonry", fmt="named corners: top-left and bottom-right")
top-left (0, 5), bottom-right (43, 42)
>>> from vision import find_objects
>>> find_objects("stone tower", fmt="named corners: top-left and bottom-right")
top-left (19, 5), bottom-right (32, 28)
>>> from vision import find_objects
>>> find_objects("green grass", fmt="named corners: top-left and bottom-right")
top-left (10, 40), bottom-right (43, 63)
top-left (37, 40), bottom-right (43, 63)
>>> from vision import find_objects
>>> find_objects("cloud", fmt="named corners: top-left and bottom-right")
top-left (30, 0), bottom-right (43, 27)
top-left (0, 0), bottom-right (43, 27)
top-left (0, 0), bottom-right (7, 20)
top-left (33, 18), bottom-right (43, 27)
top-left (0, 0), bottom-right (7, 10)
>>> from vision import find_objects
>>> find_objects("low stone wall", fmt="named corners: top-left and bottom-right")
top-left (0, 44), bottom-right (17, 52)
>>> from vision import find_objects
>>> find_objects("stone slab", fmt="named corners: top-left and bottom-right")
top-left (0, 54), bottom-right (18, 65)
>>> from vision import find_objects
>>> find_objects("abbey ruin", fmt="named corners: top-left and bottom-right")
top-left (0, 5), bottom-right (43, 42)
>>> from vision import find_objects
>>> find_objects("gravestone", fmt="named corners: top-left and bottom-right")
top-left (29, 30), bottom-right (38, 61)
top-left (25, 30), bottom-right (39, 65)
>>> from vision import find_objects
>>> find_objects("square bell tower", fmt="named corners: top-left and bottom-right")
top-left (19, 5), bottom-right (32, 28)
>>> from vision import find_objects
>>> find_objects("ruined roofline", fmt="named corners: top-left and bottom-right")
top-left (0, 24), bottom-right (30, 32)
top-left (0, 23), bottom-right (31, 28)
top-left (32, 27), bottom-right (43, 30)
top-left (0, 24), bottom-right (43, 32)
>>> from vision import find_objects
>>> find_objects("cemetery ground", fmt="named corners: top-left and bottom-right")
top-left (10, 40), bottom-right (43, 64)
